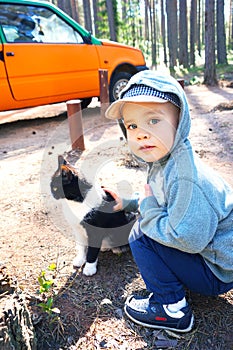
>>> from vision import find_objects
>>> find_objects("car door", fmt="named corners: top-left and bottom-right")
top-left (0, 2), bottom-right (100, 101)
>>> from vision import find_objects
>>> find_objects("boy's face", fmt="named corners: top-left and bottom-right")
top-left (122, 101), bottom-right (180, 162)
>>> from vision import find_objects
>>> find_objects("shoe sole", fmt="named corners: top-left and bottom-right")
top-left (124, 304), bottom-right (194, 333)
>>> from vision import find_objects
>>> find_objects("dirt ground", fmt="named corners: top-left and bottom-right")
top-left (0, 83), bottom-right (233, 350)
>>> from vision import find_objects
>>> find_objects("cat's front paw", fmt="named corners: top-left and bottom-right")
top-left (83, 261), bottom-right (97, 276)
top-left (73, 254), bottom-right (86, 267)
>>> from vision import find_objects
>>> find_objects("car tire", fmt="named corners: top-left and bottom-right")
top-left (81, 98), bottom-right (92, 109)
top-left (109, 72), bottom-right (132, 102)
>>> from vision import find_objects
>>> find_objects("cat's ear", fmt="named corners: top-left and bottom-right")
top-left (58, 155), bottom-right (67, 168)
top-left (51, 155), bottom-right (67, 179)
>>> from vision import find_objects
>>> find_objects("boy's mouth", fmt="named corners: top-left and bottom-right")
top-left (139, 145), bottom-right (155, 151)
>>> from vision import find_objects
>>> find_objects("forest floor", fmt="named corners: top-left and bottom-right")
top-left (0, 80), bottom-right (233, 349)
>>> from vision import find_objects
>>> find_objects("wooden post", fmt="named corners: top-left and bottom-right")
top-left (66, 99), bottom-right (85, 150)
top-left (99, 69), bottom-right (109, 120)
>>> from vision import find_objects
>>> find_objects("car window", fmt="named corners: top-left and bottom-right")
top-left (0, 4), bottom-right (84, 43)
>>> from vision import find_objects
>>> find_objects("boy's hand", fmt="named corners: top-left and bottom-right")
top-left (102, 188), bottom-right (123, 211)
top-left (138, 184), bottom-right (153, 206)
top-left (144, 184), bottom-right (153, 197)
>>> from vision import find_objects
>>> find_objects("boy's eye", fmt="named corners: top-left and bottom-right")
top-left (149, 118), bottom-right (159, 125)
top-left (127, 123), bottom-right (137, 130)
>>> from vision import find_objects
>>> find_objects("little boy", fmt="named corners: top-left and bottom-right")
top-left (105, 70), bottom-right (233, 333)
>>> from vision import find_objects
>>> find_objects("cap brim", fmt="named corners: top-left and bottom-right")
top-left (105, 96), bottom-right (168, 120)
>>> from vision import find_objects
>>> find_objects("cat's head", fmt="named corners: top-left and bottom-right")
top-left (50, 155), bottom-right (91, 201)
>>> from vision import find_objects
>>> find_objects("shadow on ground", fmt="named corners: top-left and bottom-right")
top-left (34, 249), bottom-right (233, 350)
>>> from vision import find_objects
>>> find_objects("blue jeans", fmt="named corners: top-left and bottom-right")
top-left (129, 220), bottom-right (233, 304)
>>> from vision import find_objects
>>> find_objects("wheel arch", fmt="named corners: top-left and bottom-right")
top-left (109, 63), bottom-right (137, 86)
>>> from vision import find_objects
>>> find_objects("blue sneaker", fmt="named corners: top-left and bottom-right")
top-left (124, 294), bottom-right (194, 333)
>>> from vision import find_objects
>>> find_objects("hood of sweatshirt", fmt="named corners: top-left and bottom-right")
top-left (105, 70), bottom-right (191, 157)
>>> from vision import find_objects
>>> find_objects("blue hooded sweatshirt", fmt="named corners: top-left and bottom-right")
top-left (106, 70), bottom-right (233, 284)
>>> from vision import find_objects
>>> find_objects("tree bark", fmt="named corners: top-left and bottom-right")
top-left (190, 0), bottom-right (197, 66)
top-left (92, 0), bottom-right (101, 37)
top-left (82, 0), bottom-right (92, 32)
top-left (231, 0), bottom-right (233, 49)
top-left (197, 0), bottom-right (202, 55)
top-left (0, 266), bottom-right (37, 350)
top-left (216, 0), bottom-right (228, 64)
top-left (106, 0), bottom-right (117, 41)
top-left (166, 0), bottom-right (178, 69)
top-left (179, 0), bottom-right (189, 67)
top-left (151, 0), bottom-right (157, 67)
top-left (161, 0), bottom-right (168, 65)
top-left (70, 0), bottom-right (79, 22)
top-left (204, 0), bottom-right (218, 85)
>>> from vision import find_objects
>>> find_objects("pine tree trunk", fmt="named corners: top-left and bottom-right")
top-left (190, 0), bottom-right (197, 66)
top-left (231, 0), bottom-right (233, 49)
top-left (197, 0), bottom-right (202, 55)
top-left (204, 0), bottom-right (218, 85)
top-left (216, 0), bottom-right (228, 64)
top-left (93, 0), bottom-right (100, 37)
top-left (179, 0), bottom-right (189, 67)
top-left (161, 0), bottom-right (168, 65)
top-left (166, 0), bottom-right (178, 69)
top-left (70, 0), bottom-right (79, 22)
top-left (106, 0), bottom-right (117, 41)
top-left (82, 0), bottom-right (92, 32)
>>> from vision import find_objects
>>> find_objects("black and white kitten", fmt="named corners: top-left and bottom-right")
top-left (50, 155), bottom-right (136, 276)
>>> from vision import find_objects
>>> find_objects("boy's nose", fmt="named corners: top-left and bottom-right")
top-left (136, 129), bottom-right (150, 140)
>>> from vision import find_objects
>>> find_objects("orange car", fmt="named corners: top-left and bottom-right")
top-left (0, 0), bottom-right (148, 113)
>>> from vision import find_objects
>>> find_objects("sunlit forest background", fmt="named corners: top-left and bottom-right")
top-left (48, 0), bottom-right (233, 85)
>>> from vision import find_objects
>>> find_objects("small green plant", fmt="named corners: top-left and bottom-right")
top-left (189, 75), bottom-right (202, 85)
top-left (37, 263), bottom-right (60, 315)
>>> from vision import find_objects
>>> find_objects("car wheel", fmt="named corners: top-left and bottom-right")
top-left (81, 98), bottom-right (92, 109)
top-left (109, 72), bottom-right (132, 102)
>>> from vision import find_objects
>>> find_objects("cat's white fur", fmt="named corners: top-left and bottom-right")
top-left (60, 185), bottom-right (115, 276)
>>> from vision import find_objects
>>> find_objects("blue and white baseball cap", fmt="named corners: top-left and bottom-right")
top-left (105, 71), bottom-right (181, 120)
